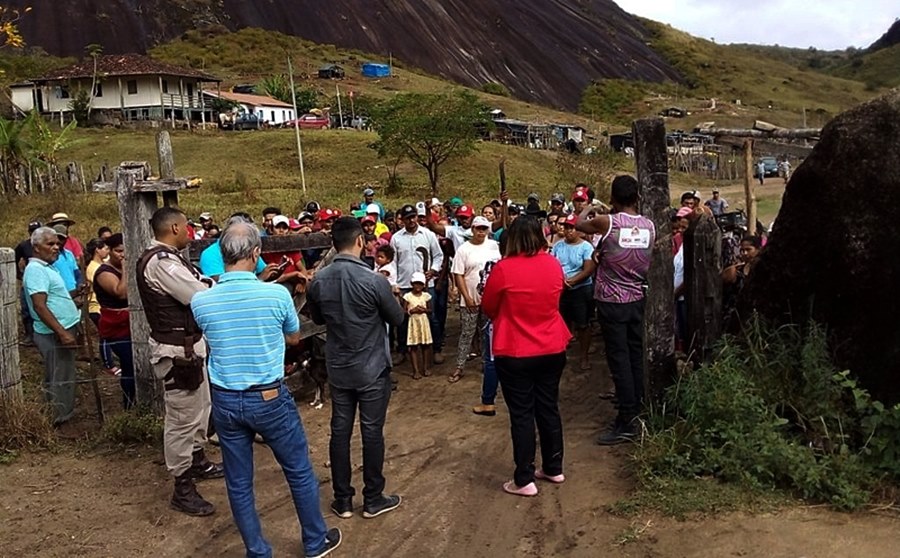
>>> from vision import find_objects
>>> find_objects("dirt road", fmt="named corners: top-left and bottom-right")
top-left (3, 331), bottom-right (899, 558)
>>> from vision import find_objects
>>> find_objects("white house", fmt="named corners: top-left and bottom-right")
top-left (10, 54), bottom-right (221, 122)
top-left (203, 90), bottom-right (295, 126)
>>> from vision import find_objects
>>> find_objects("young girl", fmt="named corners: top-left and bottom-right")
top-left (402, 272), bottom-right (433, 379)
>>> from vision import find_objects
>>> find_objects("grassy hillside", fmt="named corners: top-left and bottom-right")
top-left (826, 44), bottom-right (900, 89)
top-left (584, 20), bottom-right (885, 131)
top-left (0, 128), bottom-right (570, 246)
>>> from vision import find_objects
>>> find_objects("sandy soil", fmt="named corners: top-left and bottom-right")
top-left (2, 317), bottom-right (898, 558)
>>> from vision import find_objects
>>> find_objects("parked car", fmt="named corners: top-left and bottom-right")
top-left (754, 156), bottom-right (779, 178)
top-left (221, 112), bottom-right (263, 131)
top-left (282, 113), bottom-right (330, 130)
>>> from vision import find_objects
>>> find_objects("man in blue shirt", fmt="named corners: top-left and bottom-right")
top-left (198, 213), bottom-right (276, 280)
top-left (191, 220), bottom-right (341, 558)
top-left (23, 226), bottom-right (82, 424)
top-left (361, 186), bottom-right (385, 220)
top-left (551, 214), bottom-right (597, 371)
top-left (50, 224), bottom-right (82, 295)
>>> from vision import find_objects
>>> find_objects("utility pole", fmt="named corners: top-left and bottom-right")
top-left (336, 84), bottom-right (344, 129)
top-left (287, 56), bottom-right (307, 193)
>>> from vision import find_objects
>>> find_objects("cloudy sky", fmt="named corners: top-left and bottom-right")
top-left (615, 0), bottom-right (898, 50)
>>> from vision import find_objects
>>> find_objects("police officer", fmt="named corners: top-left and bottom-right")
top-left (136, 206), bottom-right (223, 516)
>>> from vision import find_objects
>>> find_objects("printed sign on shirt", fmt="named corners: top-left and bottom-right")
top-left (619, 226), bottom-right (651, 249)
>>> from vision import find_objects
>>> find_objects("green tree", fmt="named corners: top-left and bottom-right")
top-left (0, 116), bottom-right (28, 192)
top-left (370, 90), bottom-right (490, 195)
top-left (69, 87), bottom-right (90, 124)
top-left (257, 74), bottom-right (318, 113)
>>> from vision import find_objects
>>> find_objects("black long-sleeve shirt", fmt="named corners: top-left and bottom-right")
top-left (307, 254), bottom-right (405, 389)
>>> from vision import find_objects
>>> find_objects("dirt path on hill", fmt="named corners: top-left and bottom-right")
top-left (2, 318), bottom-right (899, 558)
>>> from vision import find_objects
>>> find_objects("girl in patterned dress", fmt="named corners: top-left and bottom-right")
top-left (402, 272), bottom-right (433, 379)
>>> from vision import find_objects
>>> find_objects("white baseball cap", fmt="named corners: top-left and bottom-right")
top-left (411, 271), bottom-right (427, 285)
top-left (472, 216), bottom-right (491, 228)
top-left (273, 215), bottom-right (290, 228)
top-left (366, 203), bottom-right (380, 215)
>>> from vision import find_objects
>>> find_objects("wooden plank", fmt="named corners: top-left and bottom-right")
top-left (633, 117), bottom-right (676, 401)
top-left (116, 167), bottom-right (165, 413)
top-left (683, 215), bottom-right (723, 361)
top-left (189, 233), bottom-right (334, 261)
top-left (0, 247), bottom-right (22, 400)
top-left (706, 127), bottom-right (821, 139)
top-left (92, 177), bottom-right (196, 193)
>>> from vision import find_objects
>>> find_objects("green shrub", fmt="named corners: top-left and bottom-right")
top-left (101, 408), bottom-right (164, 447)
top-left (634, 319), bottom-right (900, 510)
top-left (481, 82), bottom-right (510, 97)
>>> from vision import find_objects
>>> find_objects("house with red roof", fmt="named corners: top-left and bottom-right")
top-left (11, 54), bottom-right (221, 123)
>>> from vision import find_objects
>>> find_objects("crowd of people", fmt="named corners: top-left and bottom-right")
top-left (16, 178), bottom-right (765, 557)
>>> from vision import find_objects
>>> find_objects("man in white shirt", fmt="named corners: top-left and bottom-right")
top-left (390, 204), bottom-right (444, 363)
top-left (424, 200), bottom-right (473, 250)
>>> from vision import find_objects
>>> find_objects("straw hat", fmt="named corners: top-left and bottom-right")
top-left (48, 212), bottom-right (75, 226)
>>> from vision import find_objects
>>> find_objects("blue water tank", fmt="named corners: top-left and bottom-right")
top-left (361, 63), bottom-right (391, 78)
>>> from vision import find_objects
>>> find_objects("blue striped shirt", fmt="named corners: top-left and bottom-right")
top-left (191, 271), bottom-right (299, 390)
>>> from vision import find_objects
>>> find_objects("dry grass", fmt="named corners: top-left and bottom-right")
top-left (0, 394), bottom-right (54, 455)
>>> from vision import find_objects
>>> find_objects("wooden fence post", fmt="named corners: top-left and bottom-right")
top-left (115, 163), bottom-right (164, 413)
top-left (156, 131), bottom-right (178, 207)
top-left (683, 214), bottom-right (723, 361)
top-left (743, 139), bottom-right (757, 232)
top-left (0, 247), bottom-right (22, 401)
top-left (633, 117), bottom-right (676, 401)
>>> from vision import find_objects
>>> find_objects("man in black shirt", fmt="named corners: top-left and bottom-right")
top-left (307, 217), bottom-right (406, 521)
top-left (15, 221), bottom-right (42, 344)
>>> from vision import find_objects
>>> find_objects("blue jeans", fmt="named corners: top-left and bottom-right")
top-left (329, 373), bottom-right (392, 504)
top-left (432, 279), bottom-right (449, 352)
top-left (107, 338), bottom-right (135, 409)
top-left (481, 324), bottom-right (498, 405)
top-left (211, 384), bottom-right (328, 558)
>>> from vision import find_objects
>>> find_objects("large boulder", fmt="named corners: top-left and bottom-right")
top-left (741, 89), bottom-right (900, 403)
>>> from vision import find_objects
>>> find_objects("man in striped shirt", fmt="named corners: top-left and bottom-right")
top-left (191, 221), bottom-right (341, 558)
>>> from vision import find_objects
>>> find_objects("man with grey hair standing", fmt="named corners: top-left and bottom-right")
top-left (23, 226), bottom-right (81, 424)
top-left (192, 220), bottom-right (341, 558)
top-left (137, 206), bottom-right (223, 517)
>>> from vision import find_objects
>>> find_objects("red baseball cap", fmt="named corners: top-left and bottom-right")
top-left (288, 218), bottom-right (301, 230)
top-left (572, 188), bottom-right (588, 201)
top-left (456, 204), bottom-right (474, 218)
top-left (562, 214), bottom-right (579, 227)
top-left (361, 215), bottom-right (376, 225)
top-left (317, 208), bottom-right (337, 221)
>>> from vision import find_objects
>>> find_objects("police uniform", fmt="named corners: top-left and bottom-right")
top-left (136, 239), bottom-right (220, 516)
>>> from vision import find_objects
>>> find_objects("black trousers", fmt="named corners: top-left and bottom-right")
top-left (329, 372), bottom-right (392, 504)
top-left (496, 352), bottom-right (566, 488)
top-left (597, 299), bottom-right (646, 423)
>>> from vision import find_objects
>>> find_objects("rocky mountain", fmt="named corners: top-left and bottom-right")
top-left (869, 18), bottom-right (900, 51)
top-left (8, 0), bottom-right (682, 109)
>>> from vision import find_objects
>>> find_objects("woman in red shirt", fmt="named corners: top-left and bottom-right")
top-left (481, 216), bottom-right (571, 497)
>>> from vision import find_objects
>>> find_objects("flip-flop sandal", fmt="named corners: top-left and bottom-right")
top-left (448, 371), bottom-right (463, 383)
top-left (598, 391), bottom-right (616, 400)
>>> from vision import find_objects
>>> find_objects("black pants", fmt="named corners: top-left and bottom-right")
top-left (329, 372), bottom-right (392, 504)
top-left (597, 299), bottom-right (646, 423)
top-left (496, 352), bottom-right (566, 488)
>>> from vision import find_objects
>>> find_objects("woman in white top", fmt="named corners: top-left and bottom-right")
top-left (448, 216), bottom-right (501, 383)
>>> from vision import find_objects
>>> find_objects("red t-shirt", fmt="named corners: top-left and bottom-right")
top-left (262, 251), bottom-right (305, 274)
top-left (65, 235), bottom-right (84, 260)
top-left (481, 251), bottom-right (571, 358)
